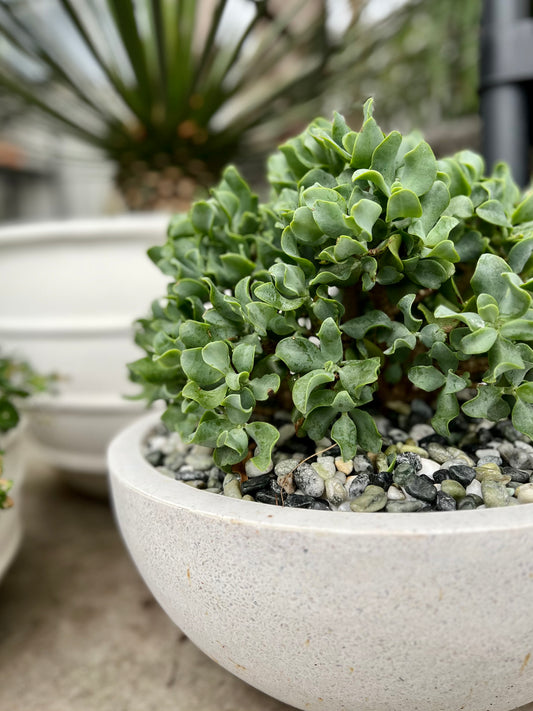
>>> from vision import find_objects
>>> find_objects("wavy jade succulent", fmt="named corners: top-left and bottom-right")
top-left (130, 99), bottom-right (533, 474)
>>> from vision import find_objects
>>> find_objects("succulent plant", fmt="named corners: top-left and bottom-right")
top-left (0, 354), bottom-right (50, 508)
top-left (130, 99), bottom-right (533, 473)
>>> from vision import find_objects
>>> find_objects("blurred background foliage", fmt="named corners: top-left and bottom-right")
top-left (0, 0), bottom-right (482, 217)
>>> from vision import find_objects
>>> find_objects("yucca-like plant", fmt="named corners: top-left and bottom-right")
top-left (130, 100), bottom-right (533, 473)
top-left (0, 0), bottom-right (362, 210)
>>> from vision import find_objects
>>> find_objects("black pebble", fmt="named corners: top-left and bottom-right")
top-left (435, 490), bottom-right (457, 511)
top-left (447, 465), bottom-right (476, 487)
top-left (285, 494), bottom-right (317, 508)
top-left (433, 469), bottom-right (452, 484)
top-left (404, 473), bottom-right (437, 503)
top-left (255, 490), bottom-right (283, 506)
top-left (241, 473), bottom-right (274, 495)
top-left (502, 466), bottom-right (530, 484)
top-left (418, 433), bottom-right (447, 449)
top-left (369, 470), bottom-right (393, 489)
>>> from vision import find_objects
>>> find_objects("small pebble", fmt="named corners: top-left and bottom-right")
top-left (245, 458), bottom-right (273, 477)
top-left (440, 479), bottom-right (467, 501)
top-left (369, 470), bottom-right (393, 489)
top-left (294, 464), bottom-right (326, 498)
top-left (447, 465), bottom-right (476, 487)
top-left (350, 485), bottom-right (388, 512)
top-left (312, 457), bottom-right (336, 480)
top-left (419, 458), bottom-right (441, 479)
top-left (501, 466), bottom-right (530, 484)
top-left (404, 473), bottom-right (437, 503)
top-left (436, 490), bottom-right (457, 511)
top-left (433, 469), bottom-right (452, 484)
top-left (325, 478), bottom-right (348, 506)
top-left (386, 499), bottom-right (430, 513)
top-left (482, 480), bottom-right (510, 507)
top-left (335, 457), bottom-right (353, 475)
top-left (427, 442), bottom-right (450, 464)
top-left (347, 472), bottom-right (370, 498)
top-left (387, 485), bottom-right (405, 501)
top-left (393, 462), bottom-right (415, 487)
top-left (516, 483), bottom-right (533, 504)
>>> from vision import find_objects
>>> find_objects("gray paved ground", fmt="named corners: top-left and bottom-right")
top-left (0, 457), bottom-right (531, 711)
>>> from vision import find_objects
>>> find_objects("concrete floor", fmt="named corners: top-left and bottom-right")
top-left (1, 457), bottom-right (532, 711)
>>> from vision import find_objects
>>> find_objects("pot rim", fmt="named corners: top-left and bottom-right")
top-left (0, 212), bottom-right (170, 247)
top-left (108, 412), bottom-right (533, 537)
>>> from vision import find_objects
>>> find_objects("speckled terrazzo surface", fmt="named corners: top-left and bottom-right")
top-left (109, 413), bottom-right (533, 711)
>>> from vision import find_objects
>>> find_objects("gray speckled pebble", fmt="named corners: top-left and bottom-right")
top-left (293, 463), bottom-right (325, 498)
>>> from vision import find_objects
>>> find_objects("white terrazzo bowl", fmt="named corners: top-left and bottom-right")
top-left (0, 422), bottom-right (27, 581)
top-left (109, 412), bottom-right (533, 711)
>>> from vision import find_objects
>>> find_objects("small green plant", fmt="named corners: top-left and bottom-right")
top-left (130, 99), bottom-right (533, 472)
top-left (0, 354), bottom-right (50, 508)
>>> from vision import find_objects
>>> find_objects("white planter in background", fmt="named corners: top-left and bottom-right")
top-left (109, 413), bottom-right (533, 711)
top-left (0, 423), bottom-right (27, 580)
top-left (0, 214), bottom-right (170, 490)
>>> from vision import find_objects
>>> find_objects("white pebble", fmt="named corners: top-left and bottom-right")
top-left (245, 458), bottom-right (273, 477)
top-left (337, 501), bottom-right (352, 512)
top-left (466, 479), bottom-right (482, 498)
top-left (516, 483), bottom-right (533, 504)
top-left (387, 485), bottom-right (405, 501)
top-left (409, 424), bottom-right (435, 443)
top-left (419, 457), bottom-right (441, 479)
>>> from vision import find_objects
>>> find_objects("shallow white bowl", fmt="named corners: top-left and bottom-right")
top-left (0, 214), bottom-right (170, 478)
top-left (109, 413), bottom-right (533, 711)
top-left (0, 423), bottom-right (27, 580)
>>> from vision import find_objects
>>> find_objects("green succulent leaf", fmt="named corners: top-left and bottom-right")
top-left (331, 413), bottom-right (358, 461)
top-left (245, 421), bottom-right (280, 471)
top-left (397, 140), bottom-right (437, 196)
top-left (182, 381), bottom-right (227, 409)
top-left (276, 337), bottom-right (325, 373)
top-left (460, 327), bottom-right (498, 355)
top-left (461, 385), bottom-right (510, 421)
top-left (338, 358), bottom-right (380, 398)
top-left (386, 188), bottom-right (422, 221)
top-left (431, 391), bottom-right (460, 437)
top-left (318, 318), bottom-right (344, 363)
top-left (350, 409), bottom-right (382, 452)
top-left (292, 369), bottom-right (336, 414)
top-left (511, 397), bottom-right (533, 439)
top-left (408, 365), bottom-right (446, 391)
top-left (476, 199), bottom-right (512, 227)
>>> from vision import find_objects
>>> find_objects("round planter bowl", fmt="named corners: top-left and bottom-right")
top-left (0, 422), bottom-right (27, 581)
top-left (0, 214), bottom-right (170, 481)
top-left (109, 413), bottom-right (533, 711)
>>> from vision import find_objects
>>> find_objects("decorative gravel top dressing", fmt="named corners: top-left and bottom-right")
top-left (144, 400), bottom-right (533, 513)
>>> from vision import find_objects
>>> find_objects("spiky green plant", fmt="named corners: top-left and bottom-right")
top-left (0, 0), bottom-right (362, 210)
top-left (130, 100), bottom-right (533, 472)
